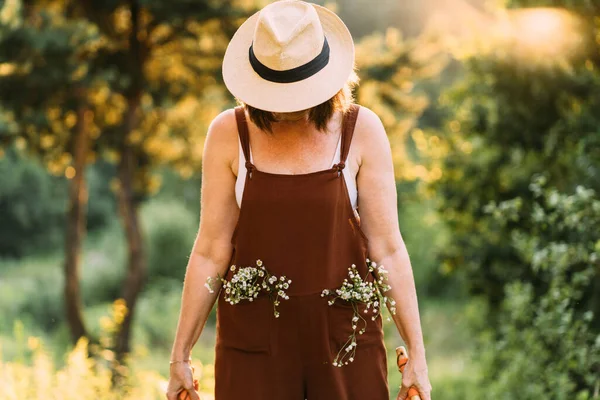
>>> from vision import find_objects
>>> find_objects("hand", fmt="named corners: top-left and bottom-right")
top-left (396, 358), bottom-right (432, 400)
top-left (166, 361), bottom-right (201, 400)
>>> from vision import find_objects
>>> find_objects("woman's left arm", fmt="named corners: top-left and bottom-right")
top-left (354, 106), bottom-right (432, 400)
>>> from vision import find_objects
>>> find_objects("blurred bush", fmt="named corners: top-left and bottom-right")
top-left (0, 149), bottom-right (66, 257)
top-left (142, 199), bottom-right (197, 283)
top-left (0, 148), bottom-right (116, 258)
top-left (0, 257), bottom-right (63, 332)
top-left (0, 311), bottom-right (215, 400)
top-left (428, 2), bottom-right (600, 395)
top-left (81, 224), bottom-right (126, 305)
top-left (0, 195), bottom-right (198, 342)
top-left (134, 280), bottom-right (183, 349)
top-left (472, 177), bottom-right (600, 398)
top-left (395, 181), bottom-right (461, 299)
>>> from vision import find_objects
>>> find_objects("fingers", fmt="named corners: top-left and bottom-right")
top-left (165, 388), bottom-right (180, 400)
top-left (188, 388), bottom-right (201, 400)
top-left (181, 376), bottom-right (201, 400)
top-left (396, 378), bottom-right (409, 400)
top-left (396, 387), bottom-right (408, 400)
top-left (415, 376), bottom-right (433, 400)
top-left (165, 377), bottom-right (190, 400)
top-left (397, 375), bottom-right (433, 400)
top-left (420, 388), bottom-right (432, 400)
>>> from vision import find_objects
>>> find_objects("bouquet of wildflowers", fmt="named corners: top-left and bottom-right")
top-left (321, 258), bottom-right (396, 367)
top-left (205, 259), bottom-right (292, 318)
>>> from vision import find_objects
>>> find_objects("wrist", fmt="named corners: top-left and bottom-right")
top-left (170, 347), bottom-right (192, 361)
top-left (408, 345), bottom-right (426, 360)
top-left (169, 358), bottom-right (192, 364)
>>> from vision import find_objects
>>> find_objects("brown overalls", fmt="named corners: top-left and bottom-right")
top-left (214, 104), bottom-right (389, 399)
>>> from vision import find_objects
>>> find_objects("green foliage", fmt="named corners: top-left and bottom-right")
top-left (0, 256), bottom-right (63, 332)
top-left (472, 177), bottom-right (600, 398)
top-left (143, 199), bottom-right (197, 282)
top-left (0, 148), bottom-right (66, 257)
top-left (86, 161), bottom-right (118, 230)
top-left (395, 189), bottom-right (460, 299)
top-left (430, 3), bottom-right (600, 397)
top-left (134, 280), bottom-right (184, 349)
top-left (81, 223), bottom-right (126, 305)
top-left (0, 149), bottom-right (116, 258)
top-left (355, 28), bottom-right (448, 181)
top-left (432, 26), bottom-right (600, 303)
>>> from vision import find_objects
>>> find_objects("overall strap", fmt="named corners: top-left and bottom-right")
top-left (336, 104), bottom-right (360, 174)
top-left (234, 106), bottom-right (255, 177)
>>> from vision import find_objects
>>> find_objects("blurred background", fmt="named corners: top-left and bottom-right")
top-left (0, 0), bottom-right (599, 398)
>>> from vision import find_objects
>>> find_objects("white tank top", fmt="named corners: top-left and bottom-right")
top-left (235, 134), bottom-right (358, 210)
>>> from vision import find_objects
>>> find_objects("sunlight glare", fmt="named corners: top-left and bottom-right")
top-left (510, 8), bottom-right (583, 59)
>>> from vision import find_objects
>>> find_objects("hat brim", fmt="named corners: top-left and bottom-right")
top-left (222, 4), bottom-right (355, 113)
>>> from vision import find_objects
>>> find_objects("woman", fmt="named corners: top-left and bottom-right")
top-left (166, 1), bottom-right (432, 400)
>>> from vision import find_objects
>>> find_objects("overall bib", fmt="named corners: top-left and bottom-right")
top-left (214, 104), bottom-right (389, 399)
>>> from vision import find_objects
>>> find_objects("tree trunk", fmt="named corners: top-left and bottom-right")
top-left (63, 91), bottom-right (90, 345)
top-left (114, 91), bottom-right (146, 363)
top-left (112, 0), bottom-right (148, 366)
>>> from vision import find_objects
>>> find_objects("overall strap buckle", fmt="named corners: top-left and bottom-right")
top-left (245, 160), bottom-right (255, 179)
top-left (335, 161), bottom-right (345, 177)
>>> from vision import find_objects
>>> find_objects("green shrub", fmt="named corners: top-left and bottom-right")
top-left (86, 161), bottom-right (117, 231)
top-left (81, 223), bottom-right (126, 305)
top-left (469, 177), bottom-right (600, 398)
top-left (0, 148), bottom-right (116, 258)
top-left (133, 280), bottom-right (183, 349)
top-left (0, 149), bottom-right (66, 257)
top-left (0, 256), bottom-right (64, 332)
top-left (142, 200), bottom-right (197, 282)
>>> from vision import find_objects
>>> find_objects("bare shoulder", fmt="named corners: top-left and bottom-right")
top-left (203, 108), bottom-right (239, 174)
top-left (352, 105), bottom-right (392, 167)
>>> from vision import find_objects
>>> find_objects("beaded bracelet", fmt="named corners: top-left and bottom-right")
top-left (169, 358), bottom-right (192, 364)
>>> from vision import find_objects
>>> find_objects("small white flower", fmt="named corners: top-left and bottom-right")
top-left (323, 257), bottom-right (397, 368)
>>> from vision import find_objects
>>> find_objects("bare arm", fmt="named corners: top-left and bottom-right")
top-left (169, 109), bottom-right (240, 362)
top-left (354, 106), bottom-right (427, 364)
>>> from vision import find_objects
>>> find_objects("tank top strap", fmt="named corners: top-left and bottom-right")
top-left (335, 104), bottom-right (360, 173)
top-left (234, 106), bottom-right (255, 176)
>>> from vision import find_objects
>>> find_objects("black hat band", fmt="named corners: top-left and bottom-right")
top-left (249, 37), bottom-right (330, 84)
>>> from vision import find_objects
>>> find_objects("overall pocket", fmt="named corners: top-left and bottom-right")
top-left (216, 293), bottom-right (272, 353)
top-left (327, 299), bottom-right (384, 358)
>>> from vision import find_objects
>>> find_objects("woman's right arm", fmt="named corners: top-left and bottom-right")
top-left (166, 109), bottom-right (240, 400)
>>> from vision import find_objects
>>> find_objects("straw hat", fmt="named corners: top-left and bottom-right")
top-left (222, 0), bottom-right (355, 113)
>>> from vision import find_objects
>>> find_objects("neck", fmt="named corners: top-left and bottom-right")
top-left (273, 110), bottom-right (309, 122)
top-left (271, 110), bottom-right (313, 135)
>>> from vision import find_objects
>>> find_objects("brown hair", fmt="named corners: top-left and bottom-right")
top-left (238, 70), bottom-right (359, 134)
